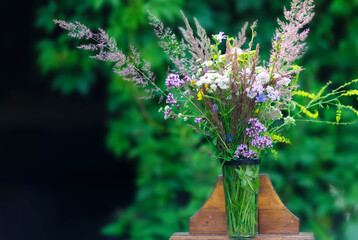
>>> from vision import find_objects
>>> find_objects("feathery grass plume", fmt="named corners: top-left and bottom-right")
top-left (237, 22), bottom-right (249, 48)
top-left (193, 17), bottom-right (211, 61)
top-left (270, 0), bottom-right (315, 72)
top-left (54, 20), bottom-right (121, 62)
top-left (53, 20), bottom-right (159, 99)
top-left (179, 11), bottom-right (205, 61)
top-left (53, 20), bottom-right (92, 39)
top-left (148, 11), bottom-right (192, 77)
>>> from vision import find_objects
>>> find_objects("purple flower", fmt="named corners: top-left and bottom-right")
top-left (166, 93), bottom-right (177, 106)
top-left (266, 86), bottom-right (280, 101)
top-left (244, 150), bottom-right (258, 158)
top-left (213, 104), bottom-right (219, 113)
top-left (194, 117), bottom-right (204, 124)
top-left (164, 106), bottom-right (172, 120)
top-left (255, 93), bottom-right (267, 103)
top-left (246, 81), bottom-right (265, 99)
top-left (251, 136), bottom-right (272, 149)
top-left (246, 118), bottom-right (266, 138)
top-left (214, 32), bottom-right (226, 43)
top-left (165, 74), bottom-right (184, 88)
top-left (182, 76), bottom-right (191, 82)
top-left (235, 144), bottom-right (247, 154)
top-left (176, 104), bottom-right (181, 110)
top-left (234, 144), bottom-right (257, 159)
top-left (227, 133), bottom-right (232, 143)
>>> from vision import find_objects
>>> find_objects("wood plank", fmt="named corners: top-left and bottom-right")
top-left (170, 232), bottom-right (315, 240)
top-left (258, 175), bottom-right (299, 234)
top-left (189, 176), bottom-right (227, 234)
top-left (189, 175), bottom-right (300, 235)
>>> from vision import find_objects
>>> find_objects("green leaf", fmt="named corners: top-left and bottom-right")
top-left (241, 180), bottom-right (247, 187)
top-left (213, 136), bottom-right (218, 146)
top-left (226, 149), bottom-right (235, 155)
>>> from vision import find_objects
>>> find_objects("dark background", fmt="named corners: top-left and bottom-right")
top-left (1, 1), bottom-right (135, 240)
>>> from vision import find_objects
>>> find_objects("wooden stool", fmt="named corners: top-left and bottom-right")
top-left (170, 174), bottom-right (314, 240)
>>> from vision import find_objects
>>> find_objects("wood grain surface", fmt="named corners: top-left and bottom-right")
top-left (188, 175), bottom-right (227, 234)
top-left (171, 174), bottom-right (314, 239)
top-left (189, 174), bottom-right (299, 235)
top-left (258, 175), bottom-right (299, 234)
top-left (170, 232), bottom-right (314, 240)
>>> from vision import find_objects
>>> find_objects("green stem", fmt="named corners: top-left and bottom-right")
top-left (223, 164), bottom-right (259, 238)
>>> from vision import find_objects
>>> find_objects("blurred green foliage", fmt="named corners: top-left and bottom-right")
top-left (36, 0), bottom-right (358, 239)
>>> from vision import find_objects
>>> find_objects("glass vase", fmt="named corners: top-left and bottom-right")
top-left (222, 158), bottom-right (260, 239)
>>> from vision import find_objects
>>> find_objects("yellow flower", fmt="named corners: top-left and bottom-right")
top-left (340, 105), bottom-right (358, 116)
top-left (342, 90), bottom-right (358, 96)
top-left (295, 102), bottom-right (319, 119)
top-left (293, 90), bottom-right (315, 99)
top-left (336, 109), bottom-right (342, 123)
top-left (254, 109), bottom-right (259, 114)
top-left (190, 80), bottom-right (196, 86)
top-left (300, 107), bottom-right (319, 118)
top-left (269, 134), bottom-right (291, 144)
top-left (204, 84), bottom-right (209, 89)
top-left (271, 149), bottom-right (278, 161)
top-left (197, 90), bottom-right (204, 100)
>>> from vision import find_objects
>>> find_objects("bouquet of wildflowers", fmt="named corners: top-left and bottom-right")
top-left (54, 0), bottom-right (358, 237)
top-left (54, 0), bottom-right (357, 164)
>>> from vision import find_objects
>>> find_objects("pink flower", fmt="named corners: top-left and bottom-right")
top-left (165, 74), bottom-right (184, 88)
top-left (166, 93), bottom-right (177, 106)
